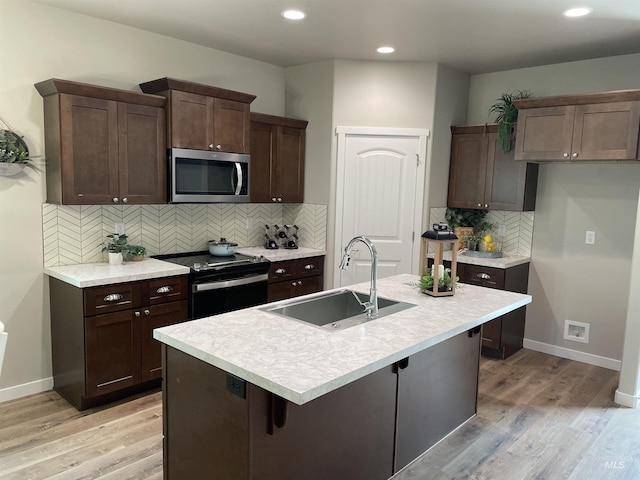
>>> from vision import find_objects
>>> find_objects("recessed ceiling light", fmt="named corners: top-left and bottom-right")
top-left (377, 46), bottom-right (395, 54)
top-left (563, 7), bottom-right (593, 17)
top-left (282, 9), bottom-right (306, 20)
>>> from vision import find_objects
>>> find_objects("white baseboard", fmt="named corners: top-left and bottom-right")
top-left (523, 338), bottom-right (621, 371)
top-left (0, 377), bottom-right (53, 404)
top-left (614, 389), bottom-right (640, 408)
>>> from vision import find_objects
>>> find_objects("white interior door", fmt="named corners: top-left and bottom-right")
top-left (335, 128), bottom-right (428, 288)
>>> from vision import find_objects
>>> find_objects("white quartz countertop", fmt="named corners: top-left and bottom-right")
top-left (154, 273), bottom-right (532, 405)
top-left (430, 251), bottom-right (530, 269)
top-left (44, 258), bottom-right (190, 288)
top-left (237, 246), bottom-right (325, 261)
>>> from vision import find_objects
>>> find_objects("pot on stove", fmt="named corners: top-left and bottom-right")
top-left (208, 238), bottom-right (238, 256)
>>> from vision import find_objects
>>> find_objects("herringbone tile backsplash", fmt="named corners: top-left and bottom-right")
top-left (429, 207), bottom-right (534, 256)
top-left (43, 203), bottom-right (328, 267)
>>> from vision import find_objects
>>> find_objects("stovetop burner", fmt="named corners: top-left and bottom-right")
top-left (154, 250), bottom-right (269, 273)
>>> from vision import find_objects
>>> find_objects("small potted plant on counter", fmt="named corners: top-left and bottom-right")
top-left (445, 208), bottom-right (492, 250)
top-left (101, 233), bottom-right (129, 265)
top-left (126, 244), bottom-right (147, 262)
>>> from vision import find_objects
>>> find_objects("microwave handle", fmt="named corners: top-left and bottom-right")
top-left (234, 162), bottom-right (243, 196)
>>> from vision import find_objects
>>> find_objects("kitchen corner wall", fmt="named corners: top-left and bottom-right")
top-left (42, 203), bottom-right (327, 267)
top-left (429, 207), bottom-right (534, 256)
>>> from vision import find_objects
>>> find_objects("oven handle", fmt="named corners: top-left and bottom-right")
top-left (193, 273), bottom-right (268, 292)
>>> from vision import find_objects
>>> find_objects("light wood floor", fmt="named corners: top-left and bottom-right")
top-left (1, 349), bottom-right (638, 479)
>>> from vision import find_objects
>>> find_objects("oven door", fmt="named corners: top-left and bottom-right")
top-left (191, 273), bottom-right (268, 320)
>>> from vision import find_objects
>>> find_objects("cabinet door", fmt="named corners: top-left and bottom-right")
top-left (140, 300), bottom-right (188, 382)
top-left (250, 121), bottom-right (276, 202)
top-left (85, 310), bottom-right (141, 398)
top-left (514, 106), bottom-right (575, 161)
top-left (572, 102), bottom-right (640, 161)
top-left (169, 90), bottom-right (213, 150)
top-left (481, 317), bottom-right (502, 349)
top-left (59, 94), bottom-right (120, 204)
top-left (118, 103), bottom-right (167, 204)
top-left (484, 132), bottom-right (538, 211)
top-left (447, 132), bottom-right (488, 208)
top-left (275, 126), bottom-right (305, 203)
top-left (267, 281), bottom-right (296, 302)
top-left (213, 98), bottom-right (251, 154)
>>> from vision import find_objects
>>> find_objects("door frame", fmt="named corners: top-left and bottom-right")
top-left (333, 126), bottom-right (430, 288)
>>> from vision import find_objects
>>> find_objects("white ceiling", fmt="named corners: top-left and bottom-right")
top-left (36, 0), bottom-right (640, 74)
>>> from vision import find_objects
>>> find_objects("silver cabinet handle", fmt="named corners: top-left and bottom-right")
top-left (297, 281), bottom-right (302, 285)
top-left (477, 203), bottom-right (482, 207)
top-left (477, 273), bottom-right (491, 280)
top-left (291, 282), bottom-right (297, 286)
top-left (216, 144), bottom-right (221, 150)
top-left (209, 144), bottom-right (214, 149)
top-left (563, 153), bottom-right (569, 158)
top-left (122, 197), bottom-right (128, 203)
top-left (275, 268), bottom-right (286, 274)
top-left (272, 197), bottom-right (277, 202)
top-left (144, 309), bottom-right (150, 315)
top-left (277, 197), bottom-right (282, 202)
top-left (104, 293), bottom-right (123, 302)
top-left (156, 286), bottom-right (174, 294)
top-left (304, 264), bottom-right (315, 270)
top-left (572, 152), bottom-right (578, 158)
top-left (112, 197), bottom-right (119, 203)
top-left (484, 204), bottom-right (488, 208)
top-left (135, 311), bottom-right (141, 317)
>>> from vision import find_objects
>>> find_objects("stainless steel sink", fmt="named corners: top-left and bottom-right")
top-left (261, 289), bottom-right (416, 331)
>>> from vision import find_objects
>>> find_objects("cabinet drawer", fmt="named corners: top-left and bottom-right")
top-left (84, 283), bottom-right (141, 316)
top-left (144, 276), bottom-right (188, 305)
top-left (461, 265), bottom-right (505, 290)
top-left (295, 256), bottom-right (324, 278)
top-left (268, 260), bottom-right (296, 283)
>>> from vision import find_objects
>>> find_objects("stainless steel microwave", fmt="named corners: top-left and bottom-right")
top-left (169, 148), bottom-right (250, 203)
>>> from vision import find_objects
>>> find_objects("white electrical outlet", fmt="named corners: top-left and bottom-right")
top-left (115, 223), bottom-right (125, 235)
top-left (585, 230), bottom-right (596, 245)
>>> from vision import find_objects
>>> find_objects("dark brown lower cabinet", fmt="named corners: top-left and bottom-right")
top-left (49, 275), bottom-right (188, 410)
top-left (162, 330), bottom-right (481, 479)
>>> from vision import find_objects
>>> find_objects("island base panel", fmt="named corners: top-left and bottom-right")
top-left (395, 330), bottom-right (481, 471)
top-left (162, 346), bottom-right (396, 480)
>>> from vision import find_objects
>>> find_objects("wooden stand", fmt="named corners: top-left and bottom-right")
top-left (419, 237), bottom-right (458, 297)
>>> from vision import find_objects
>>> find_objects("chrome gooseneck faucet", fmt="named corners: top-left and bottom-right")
top-left (339, 236), bottom-right (378, 319)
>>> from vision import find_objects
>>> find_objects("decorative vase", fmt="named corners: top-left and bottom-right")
top-left (132, 255), bottom-right (144, 262)
top-left (108, 252), bottom-right (123, 265)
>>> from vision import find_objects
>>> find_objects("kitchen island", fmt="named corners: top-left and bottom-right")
top-left (154, 273), bottom-right (531, 479)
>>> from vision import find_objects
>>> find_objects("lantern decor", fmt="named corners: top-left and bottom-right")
top-left (418, 224), bottom-right (458, 297)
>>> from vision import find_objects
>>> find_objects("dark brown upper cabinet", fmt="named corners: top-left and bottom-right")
top-left (140, 77), bottom-right (256, 154)
top-left (36, 79), bottom-right (167, 205)
top-left (250, 113), bottom-right (308, 204)
top-left (447, 124), bottom-right (538, 211)
top-left (513, 90), bottom-right (640, 162)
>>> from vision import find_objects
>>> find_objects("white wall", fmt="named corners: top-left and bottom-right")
top-left (467, 54), bottom-right (640, 365)
top-left (0, 0), bottom-right (285, 399)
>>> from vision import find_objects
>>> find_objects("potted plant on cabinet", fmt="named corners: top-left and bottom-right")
top-left (101, 233), bottom-right (129, 265)
top-left (488, 89), bottom-right (532, 153)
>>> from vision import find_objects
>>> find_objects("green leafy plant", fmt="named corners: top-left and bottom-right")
top-left (101, 233), bottom-right (129, 253)
top-left (0, 129), bottom-right (33, 166)
top-left (445, 208), bottom-right (491, 233)
top-left (488, 90), bottom-right (532, 153)
top-left (407, 270), bottom-right (460, 293)
top-left (126, 245), bottom-right (147, 257)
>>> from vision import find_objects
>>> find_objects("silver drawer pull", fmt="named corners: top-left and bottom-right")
top-left (156, 286), bottom-right (174, 294)
top-left (104, 293), bottom-right (123, 302)
top-left (304, 264), bottom-right (315, 270)
top-left (275, 268), bottom-right (286, 274)
top-left (477, 273), bottom-right (491, 280)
